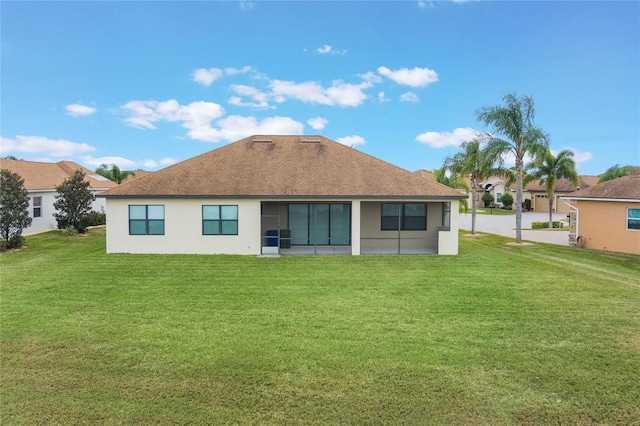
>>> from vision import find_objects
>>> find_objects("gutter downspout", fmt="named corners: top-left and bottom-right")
top-left (560, 197), bottom-right (579, 246)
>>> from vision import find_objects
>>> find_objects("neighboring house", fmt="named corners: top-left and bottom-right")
top-left (477, 176), bottom-right (519, 208)
top-left (525, 175), bottom-right (598, 214)
top-left (560, 175), bottom-right (640, 255)
top-left (99, 135), bottom-right (467, 256)
top-left (0, 159), bottom-right (117, 235)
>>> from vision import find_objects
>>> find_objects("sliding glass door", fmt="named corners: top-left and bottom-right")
top-left (288, 203), bottom-right (350, 245)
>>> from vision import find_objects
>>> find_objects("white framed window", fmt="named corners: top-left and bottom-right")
top-left (33, 196), bottom-right (42, 218)
top-left (496, 192), bottom-right (502, 203)
top-left (627, 208), bottom-right (640, 231)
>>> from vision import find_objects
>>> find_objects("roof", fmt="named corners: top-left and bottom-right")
top-left (121, 170), bottom-right (154, 183)
top-left (525, 175), bottom-right (599, 193)
top-left (0, 159), bottom-right (118, 191)
top-left (101, 135), bottom-right (466, 199)
top-left (563, 175), bottom-right (640, 200)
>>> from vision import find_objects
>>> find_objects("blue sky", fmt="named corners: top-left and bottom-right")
top-left (2, 1), bottom-right (638, 176)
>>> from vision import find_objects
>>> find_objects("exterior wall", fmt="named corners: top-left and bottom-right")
top-left (23, 189), bottom-right (108, 235)
top-left (105, 198), bottom-right (262, 255)
top-left (573, 200), bottom-right (640, 255)
top-left (438, 200), bottom-right (459, 255)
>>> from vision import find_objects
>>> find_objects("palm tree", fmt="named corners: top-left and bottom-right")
top-left (597, 164), bottom-right (637, 184)
top-left (526, 149), bottom-right (578, 229)
top-left (445, 139), bottom-right (505, 235)
top-left (433, 166), bottom-right (470, 213)
top-left (95, 164), bottom-right (135, 184)
top-left (477, 93), bottom-right (549, 243)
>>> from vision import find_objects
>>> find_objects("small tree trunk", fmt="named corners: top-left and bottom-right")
top-left (471, 186), bottom-right (477, 234)
top-left (548, 193), bottom-right (554, 229)
top-left (515, 158), bottom-right (523, 243)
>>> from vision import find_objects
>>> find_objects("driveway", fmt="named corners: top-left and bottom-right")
top-left (458, 211), bottom-right (570, 246)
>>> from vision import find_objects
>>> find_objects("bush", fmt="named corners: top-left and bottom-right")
top-left (482, 192), bottom-right (494, 207)
top-left (524, 199), bottom-right (532, 211)
top-left (61, 226), bottom-right (78, 236)
top-left (532, 221), bottom-right (563, 229)
top-left (86, 211), bottom-right (106, 226)
top-left (1, 234), bottom-right (25, 252)
top-left (501, 193), bottom-right (514, 209)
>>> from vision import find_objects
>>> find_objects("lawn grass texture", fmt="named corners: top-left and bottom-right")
top-left (2, 228), bottom-right (639, 425)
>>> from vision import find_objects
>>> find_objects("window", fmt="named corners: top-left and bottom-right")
top-left (628, 208), bottom-right (640, 231)
top-left (33, 196), bottom-right (42, 218)
top-left (129, 205), bottom-right (164, 235)
top-left (203, 205), bottom-right (238, 235)
top-left (496, 192), bottom-right (502, 203)
top-left (381, 203), bottom-right (427, 231)
top-left (442, 202), bottom-right (451, 229)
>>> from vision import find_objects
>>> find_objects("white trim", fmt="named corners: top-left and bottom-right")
top-left (560, 197), bottom-right (579, 241)
top-left (560, 196), bottom-right (640, 203)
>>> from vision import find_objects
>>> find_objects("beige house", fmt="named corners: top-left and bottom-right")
top-left (526, 175), bottom-right (598, 213)
top-left (561, 175), bottom-right (640, 255)
top-left (100, 135), bottom-right (466, 255)
top-left (0, 159), bottom-right (117, 235)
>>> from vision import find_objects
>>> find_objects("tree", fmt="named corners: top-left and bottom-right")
top-left (445, 139), bottom-right (507, 234)
top-left (54, 170), bottom-right (95, 233)
top-left (477, 93), bottom-right (549, 243)
top-left (501, 192), bottom-right (514, 209)
top-left (597, 164), bottom-right (637, 184)
top-left (526, 149), bottom-right (578, 229)
top-left (95, 163), bottom-right (135, 184)
top-left (482, 192), bottom-right (494, 207)
top-left (0, 169), bottom-right (32, 249)
top-left (432, 166), bottom-right (469, 212)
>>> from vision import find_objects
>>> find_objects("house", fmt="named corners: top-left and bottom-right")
top-left (560, 175), bottom-right (640, 255)
top-left (526, 175), bottom-right (599, 213)
top-left (99, 135), bottom-right (467, 255)
top-left (0, 159), bottom-right (117, 235)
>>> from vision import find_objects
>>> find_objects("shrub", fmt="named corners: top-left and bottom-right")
top-left (532, 221), bottom-right (563, 229)
top-left (54, 170), bottom-right (95, 234)
top-left (482, 192), bottom-right (494, 207)
top-left (86, 211), bottom-right (106, 226)
top-left (0, 169), bottom-right (31, 250)
top-left (61, 226), bottom-right (78, 236)
top-left (501, 193), bottom-right (514, 209)
top-left (525, 199), bottom-right (532, 211)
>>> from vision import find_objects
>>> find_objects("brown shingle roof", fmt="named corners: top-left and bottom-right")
top-left (0, 159), bottom-right (118, 191)
top-left (101, 135), bottom-right (465, 199)
top-left (525, 175), bottom-right (599, 193)
top-left (564, 175), bottom-right (640, 200)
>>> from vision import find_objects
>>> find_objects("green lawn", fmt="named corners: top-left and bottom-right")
top-left (2, 228), bottom-right (639, 425)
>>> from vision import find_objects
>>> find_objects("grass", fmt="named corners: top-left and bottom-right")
top-left (2, 228), bottom-right (639, 425)
top-left (465, 208), bottom-right (516, 216)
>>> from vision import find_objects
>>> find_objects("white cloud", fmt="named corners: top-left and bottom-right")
top-left (270, 79), bottom-right (371, 107)
top-left (225, 66), bottom-right (253, 75)
top-left (378, 66), bottom-right (438, 87)
top-left (417, 1), bottom-right (434, 9)
top-left (360, 71), bottom-right (383, 84)
top-left (228, 84), bottom-right (271, 108)
top-left (555, 147), bottom-right (593, 165)
top-left (122, 99), bottom-right (225, 142)
top-left (416, 127), bottom-right (481, 148)
top-left (400, 91), bottom-right (419, 103)
top-left (502, 151), bottom-right (534, 167)
top-left (81, 155), bottom-right (138, 169)
top-left (239, 1), bottom-right (255, 10)
top-left (378, 91), bottom-right (390, 103)
top-left (141, 157), bottom-right (179, 169)
top-left (193, 68), bottom-right (224, 86)
top-left (214, 115), bottom-right (303, 142)
top-left (0, 135), bottom-right (95, 157)
top-left (336, 135), bottom-right (366, 147)
top-left (315, 45), bottom-right (347, 56)
top-left (307, 117), bottom-right (328, 130)
top-left (66, 103), bottom-right (97, 117)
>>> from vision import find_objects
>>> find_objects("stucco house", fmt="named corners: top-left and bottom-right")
top-left (560, 175), bottom-right (640, 255)
top-left (526, 175), bottom-right (598, 214)
top-left (0, 159), bottom-right (117, 235)
top-left (99, 135), bottom-right (466, 255)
